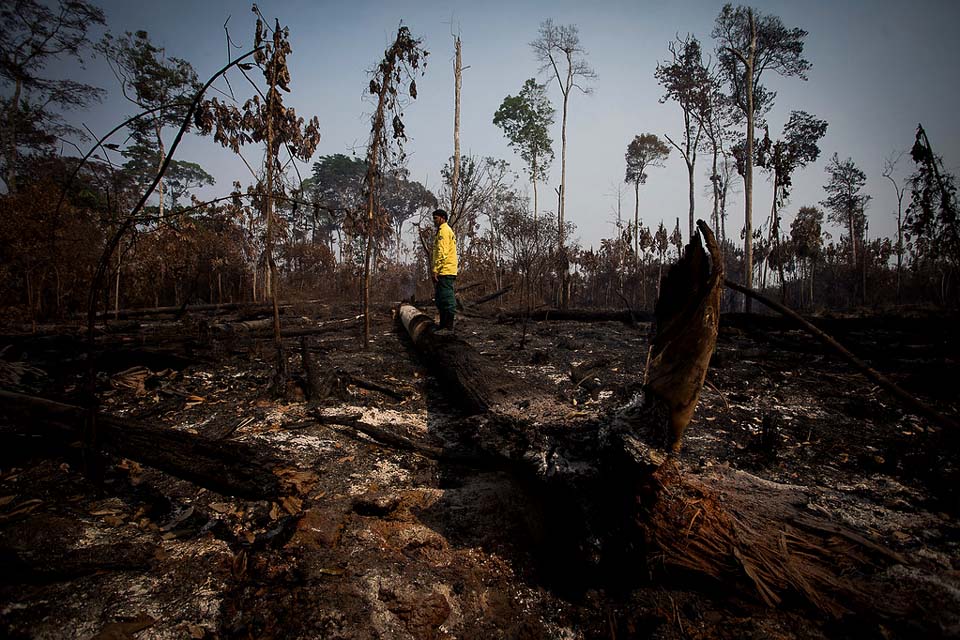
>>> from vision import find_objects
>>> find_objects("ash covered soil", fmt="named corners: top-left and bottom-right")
top-left (1, 303), bottom-right (958, 639)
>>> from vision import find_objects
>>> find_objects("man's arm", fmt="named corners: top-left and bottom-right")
top-left (431, 229), bottom-right (441, 282)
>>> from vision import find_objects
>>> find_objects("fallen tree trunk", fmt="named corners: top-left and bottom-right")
top-left (206, 316), bottom-right (361, 342)
top-left (95, 300), bottom-right (322, 321)
top-left (499, 307), bottom-right (652, 323)
top-left (0, 390), bottom-right (288, 499)
top-left (467, 285), bottom-right (513, 307)
top-left (395, 220), bottom-right (913, 626)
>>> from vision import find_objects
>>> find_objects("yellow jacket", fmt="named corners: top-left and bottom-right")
top-left (432, 222), bottom-right (458, 276)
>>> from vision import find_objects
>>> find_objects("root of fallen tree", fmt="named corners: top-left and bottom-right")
top-left (392, 220), bottom-right (917, 629)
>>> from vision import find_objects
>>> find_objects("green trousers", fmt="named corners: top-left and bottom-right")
top-left (434, 275), bottom-right (456, 329)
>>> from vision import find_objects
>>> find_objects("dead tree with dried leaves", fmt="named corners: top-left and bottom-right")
top-left (359, 25), bottom-right (428, 348)
top-left (195, 9), bottom-right (321, 395)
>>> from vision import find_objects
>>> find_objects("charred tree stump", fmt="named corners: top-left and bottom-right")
top-left (396, 220), bottom-right (911, 625)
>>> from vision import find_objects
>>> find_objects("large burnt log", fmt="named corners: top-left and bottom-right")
top-left (395, 220), bottom-right (913, 625)
top-left (0, 390), bottom-right (288, 499)
top-left (499, 308), bottom-right (651, 323)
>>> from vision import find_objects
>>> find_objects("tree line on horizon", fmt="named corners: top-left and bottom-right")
top-left (1, 0), bottom-right (957, 333)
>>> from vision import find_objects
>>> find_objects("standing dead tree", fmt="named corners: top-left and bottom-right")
top-left (360, 25), bottom-right (428, 348)
top-left (195, 11), bottom-right (321, 395)
top-left (451, 35), bottom-right (462, 214)
top-left (388, 220), bottom-right (919, 628)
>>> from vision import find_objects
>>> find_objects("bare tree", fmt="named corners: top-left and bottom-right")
top-left (531, 19), bottom-right (596, 307)
top-left (882, 150), bottom-right (908, 302)
top-left (439, 155), bottom-right (512, 260)
top-left (451, 36), bottom-right (462, 213)
top-left (698, 64), bottom-right (736, 243)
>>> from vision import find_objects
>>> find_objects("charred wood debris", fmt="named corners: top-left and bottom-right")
top-left (1, 223), bottom-right (959, 638)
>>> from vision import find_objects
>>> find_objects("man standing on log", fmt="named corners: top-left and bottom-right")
top-left (431, 208), bottom-right (458, 332)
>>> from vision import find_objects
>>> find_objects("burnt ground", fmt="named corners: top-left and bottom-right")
top-left (0, 302), bottom-right (959, 639)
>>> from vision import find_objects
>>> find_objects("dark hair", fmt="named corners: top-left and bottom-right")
top-left (432, 208), bottom-right (448, 220)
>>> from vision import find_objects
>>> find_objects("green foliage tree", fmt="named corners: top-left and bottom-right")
top-left (821, 153), bottom-right (870, 266)
top-left (165, 160), bottom-right (215, 210)
top-left (755, 110), bottom-right (827, 291)
top-left (381, 167), bottom-right (437, 259)
top-left (712, 3), bottom-right (811, 309)
top-left (790, 205), bottom-right (825, 307)
top-left (624, 134), bottom-right (670, 260)
top-left (97, 30), bottom-right (200, 218)
top-left (0, 0), bottom-right (105, 192)
top-left (304, 154), bottom-right (366, 257)
top-left (656, 34), bottom-right (710, 238)
top-left (493, 78), bottom-right (554, 221)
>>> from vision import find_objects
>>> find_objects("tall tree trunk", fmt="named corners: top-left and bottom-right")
top-left (55, 267), bottom-right (62, 318)
top-left (363, 56), bottom-right (395, 348)
top-left (743, 9), bottom-right (757, 312)
top-left (848, 214), bottom-right (857, 266)
top-left (634, 181), bottom-right (640, 261)
top-left (265, 73), bottom-right (286, 395)
top-left (810, 259), bottom-right (815, 307)
top-left (711, 147), bottom-right (720, 237)
top-left (557, 65), bottom-right (572, 309)
top-left (896, 202), bottom-right (903, 303)
top-left (114, 243), bottom-right (122, 320)
top-left (559, 79), bottom-right (569, 253)
top-left (155, 120), bottom-right (166, 220)
top-left (532, 154), bottom-right (538, 224)
top-left (761, 175), bottom-right (779, 290)
top-left (4, 77), bottom-right (22, 192)
top-left (687, 157), bottom-right (695, 239)
top-left (451, 37), bottom-right (462, 215)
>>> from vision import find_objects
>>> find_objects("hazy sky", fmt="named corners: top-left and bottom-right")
top-left (48, 0), bottom-right (960, 251)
